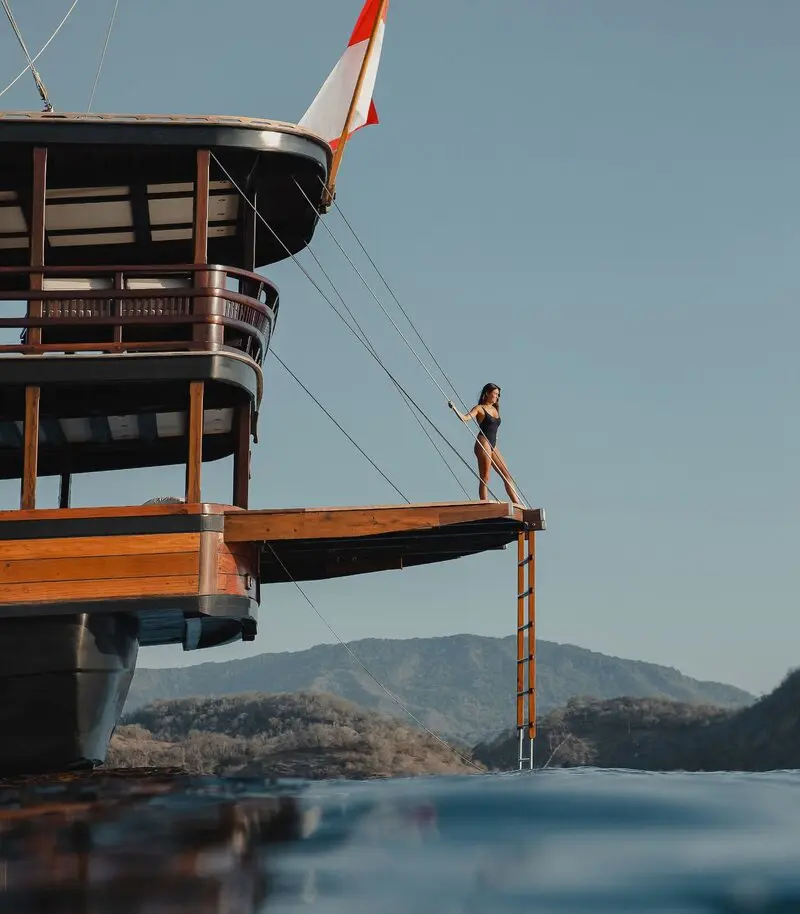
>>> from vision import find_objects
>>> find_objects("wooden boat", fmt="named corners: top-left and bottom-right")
top-left (0, 7), bottom-right (543, 777)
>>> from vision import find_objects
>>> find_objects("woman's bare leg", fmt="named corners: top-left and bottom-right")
top-left (474, 437), bottom-right (492, 500)
top-left (491, 448), bottom-right (521, 504)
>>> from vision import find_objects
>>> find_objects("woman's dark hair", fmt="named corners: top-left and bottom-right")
top-left (478, 383), bottom-right (501, 413)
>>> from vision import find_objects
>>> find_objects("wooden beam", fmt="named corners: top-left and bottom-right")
top-left (193, 149), bottom-right (210, 265)
top-left (28, 147), bottom-right (47, 346)
top-left (20, 386), bottom-right (40, 510)
top-left (224, 501), bottom-right (526, 543)
top-left (185, 381), bottom-right (204, 503)
top-left (232, 403), bottom-right (251, 509)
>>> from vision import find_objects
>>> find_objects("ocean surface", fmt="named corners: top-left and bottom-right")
top-left (5, 768), bottom-right (800, 913)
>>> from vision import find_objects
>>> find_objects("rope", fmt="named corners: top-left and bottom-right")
top-left (264, 542), bottom-right (484, 772)
top-left (87, 0), bottom-right (120, 112)
top-left (1, 0), bottom-right (53, 110)
top-left (297, 177), bottom-right (532, 509)
top-left (0, 0), bottom-right (79, 103)
top-left (271, 349), bottom-right (410, 504)
top-left (211, 153), bottom-right (501, 501)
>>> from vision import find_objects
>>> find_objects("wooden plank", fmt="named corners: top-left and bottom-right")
top-left (0, 575), bottom-right (199, 604)
top-left (193, 149), bottom-right (210, 264)
top-left (20, 386), bottom-right (40, 510)
top-left (232, 403), bottom-right (251, 509)
top-left (224, 502), bottom-right (519, 543)
top-left (0, 551), bottom-right (199, 585)
top-left (217, 572), bottom-right (253, 597)
top-left (0, 503), bottom-right (223, 524)
top-left (185, 380), bottom-right (204, 503)
top-left (218, 542), bottom-right (257, 577)
top-left (0, 532), bottom-right (200, 562)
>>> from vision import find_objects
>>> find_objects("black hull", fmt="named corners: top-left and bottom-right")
top-left (0, 613), bottom-right (139, 775)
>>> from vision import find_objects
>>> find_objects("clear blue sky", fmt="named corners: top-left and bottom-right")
top-left (1, 0), bottom-right (798, 696)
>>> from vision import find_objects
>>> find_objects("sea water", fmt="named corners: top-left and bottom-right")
top-left (6, 768), bottom-right (800, 913)
top-left (269, 769), bottom-right (800, 913)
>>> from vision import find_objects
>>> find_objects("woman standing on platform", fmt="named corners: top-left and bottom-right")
top-left (448, 383), bottom-right (521, 504)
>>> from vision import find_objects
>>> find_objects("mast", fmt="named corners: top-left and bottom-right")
top-left (323, 0), bottom-right (388, 209)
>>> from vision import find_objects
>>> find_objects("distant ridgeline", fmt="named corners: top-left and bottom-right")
top-left (127, 635), bottom-right (752, 743)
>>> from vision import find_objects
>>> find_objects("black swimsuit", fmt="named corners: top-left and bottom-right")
top-left (478, 409), bottom-right (501, 449)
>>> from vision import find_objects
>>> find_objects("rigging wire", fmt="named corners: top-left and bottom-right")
top-left (332, 190), bottom-right (464, 404)
top-left (210, 152), bottom-right (501, 501)
top-left (0, 0), bottom-right (79, 104)
top-left (271, 349), bottom-right (410, 504)
top-left (297, 177), bottom-right (532, 508)
top-left (300, 219), bottom-right (472, 500)
top-left (264, 541), bottom-right (483, 772)
top-left (86, 0), bottom-right (120, 112)
top-left (1, 0), bottom-right (53, 110)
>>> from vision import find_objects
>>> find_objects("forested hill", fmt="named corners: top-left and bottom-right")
top-left (127, 635), bottom-right (752, 743)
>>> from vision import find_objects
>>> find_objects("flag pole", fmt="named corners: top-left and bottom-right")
top-left (322, 0), bottom-right (388, 209)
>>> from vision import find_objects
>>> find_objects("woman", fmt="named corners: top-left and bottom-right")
top-left (448, 383), bottom-right (521, 504)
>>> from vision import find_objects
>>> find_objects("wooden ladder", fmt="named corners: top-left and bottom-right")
top-left (516, 529), bottom-right (536, 769)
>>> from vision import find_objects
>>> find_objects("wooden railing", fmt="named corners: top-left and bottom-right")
top-left (0, 264), bottom-right (278, 364)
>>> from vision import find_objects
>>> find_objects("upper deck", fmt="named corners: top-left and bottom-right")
top-left (0, 112), bottom-right (330, 268)
top-left (0, 113), bottom-right (331, 503)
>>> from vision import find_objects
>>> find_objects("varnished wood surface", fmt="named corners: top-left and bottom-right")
top-left (0, 512), bottom-right (258, 607)
top-left (224, 500), bottom-right (537, 543)
top-left (0, 532), bottom-right (201, 562)
top-left (20, 386), bottom-right (40, 511)
top-left (185, 380), bottom-right (204, 503)
top-left (0, 503), bottom-right (229, 524)
top-left (0, 551), bottom-right (199, 585)
top-left (1, 575), bottom-right (200, 604)
top-left (0, 528), bottom-right (201, 604)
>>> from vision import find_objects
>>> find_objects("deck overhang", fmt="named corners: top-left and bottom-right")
top-left (224, 501), bottom-right (546, 583)
top-left (0, 112), bottom-right (330, 269)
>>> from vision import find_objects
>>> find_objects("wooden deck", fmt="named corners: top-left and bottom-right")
top-left (0, 500), bottom-right (544, 601)
top-left (224, 500), bottom-right (545, 583)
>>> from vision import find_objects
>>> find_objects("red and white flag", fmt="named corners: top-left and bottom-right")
top-left (300, 0), bottom-right (388, 149)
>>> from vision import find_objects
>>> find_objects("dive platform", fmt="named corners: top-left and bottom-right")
top-left (0, 112), bottom-right (545, 774)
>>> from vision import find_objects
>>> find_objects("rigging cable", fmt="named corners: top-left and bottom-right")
top-left (1, 0), bottom-right (53, 110)
top-left (264, 541), bottom-right (483, 772)
top-left (211, 152), bottom-right (501, 501)
top-left (299, 222), bottom-right (472, 500)
top-left (332, 190), bottom-right (463, 403)
top-left (271, 349), bottom-right (410, 504)
top-left (0, 0), bottom-right (79, 104)
top-left (329, 188), bottom-right (534, 510)
top-left (87, 0), bottom-right (120, 112)
top-left (297, 177), bottom-right (532, 509)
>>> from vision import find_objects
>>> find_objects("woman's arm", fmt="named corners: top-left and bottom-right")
top-left (448, 402), bottom-right (483, 424)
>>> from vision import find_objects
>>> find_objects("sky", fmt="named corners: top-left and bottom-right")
top-left (0, 0), bottom-right (798, 696)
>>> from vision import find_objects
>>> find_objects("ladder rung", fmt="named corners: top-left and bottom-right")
top-left (517, 555), bottom-right (533, 567)
top-left (516, 659), bottom-right (535, 666)
top-left (516, 689), bottom-right (536, 697)
top-left (517, 588), bottom-right (534, 599)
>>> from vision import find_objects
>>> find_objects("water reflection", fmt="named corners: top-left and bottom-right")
top-left (0, 769), bottom-right (302, 913)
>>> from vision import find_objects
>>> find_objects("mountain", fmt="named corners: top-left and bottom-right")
top-left (473, 667), bottom-right (800, 771)
top-left (126, 635), bottom-right (753, 743)
top-left (109, 692), bottom-right (478, 779)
